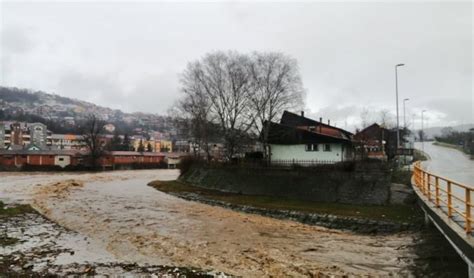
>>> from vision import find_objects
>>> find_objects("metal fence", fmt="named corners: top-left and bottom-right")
top-left (413, 161), bottom-right (473, 233)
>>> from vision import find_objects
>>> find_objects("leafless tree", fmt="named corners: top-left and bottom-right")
top-left (178, 51), bottom-right (305, 160)
top-left (180, 51), bottom-right (254, 160)
top-left (360, 107), bottom-right (371, 129)
top-left (81, 114), bottom-right (105, 169)
top-left (378, 109), bottom-right (396, 128)
top-left (248, 52), bottom-right (305, 155)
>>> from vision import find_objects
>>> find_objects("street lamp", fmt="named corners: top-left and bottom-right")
top-left (395, 63), bottom-right (405, 150)
top-left (403, 98), bottom-right (410, 129)
top-left (421, 110), bottom-right (427, 153)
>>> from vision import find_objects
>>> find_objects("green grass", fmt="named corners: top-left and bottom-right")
top-left (149, 180), bottom-right (420, 224)
top-left (413, 149), bottom-right (429, 161)
top-left (0, 201), bottom-right (35, 218)
top-left (433, 141), bottom-right (469, 154)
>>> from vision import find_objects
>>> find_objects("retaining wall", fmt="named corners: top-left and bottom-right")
top-left (180, 163), bottom-right (392, 205)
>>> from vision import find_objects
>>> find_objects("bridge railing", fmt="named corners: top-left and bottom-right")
top-left (413, 161), bottom-right (473, 233)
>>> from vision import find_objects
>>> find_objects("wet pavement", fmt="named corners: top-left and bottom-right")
top-left (0, 169), bottom-right (468, 276)
top-left (416, 141), bottom-right (474, 187)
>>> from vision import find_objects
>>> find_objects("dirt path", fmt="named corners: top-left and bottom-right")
top-left (1, 170), bottom-right (419, 276)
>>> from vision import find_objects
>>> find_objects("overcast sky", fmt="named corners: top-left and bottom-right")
top-left (0, 1), bottom-right (472, 130)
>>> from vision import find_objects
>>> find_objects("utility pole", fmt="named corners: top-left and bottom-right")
top-left (403, 98), bottom-right (410, 129)
top-left (422, 110), bottom-right (427, 153)
top-left (395, 63), bottom-right (405, 164)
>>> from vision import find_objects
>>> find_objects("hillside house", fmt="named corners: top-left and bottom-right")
top-left (263, 111), bottom-right (354, 164)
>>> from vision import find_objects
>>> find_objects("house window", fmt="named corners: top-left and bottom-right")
top-left (305, 144), bottom-right (318, 152)
top-left (324, 144), bottom-right (331, 152)
top-left (59, 158), bottom-right (64, 161)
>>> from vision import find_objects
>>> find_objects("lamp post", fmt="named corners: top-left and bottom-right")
top-left (403, 98), bottom-right (410, 129)
top-left (421, 110), bottom-right (427, 153)
top-left (395, 63), bottom-right (405, 151)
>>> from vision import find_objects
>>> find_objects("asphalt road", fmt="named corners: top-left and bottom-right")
top-left (415, 141), bottom-right (474, 188)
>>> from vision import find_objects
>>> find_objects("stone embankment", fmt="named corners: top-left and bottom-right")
top-left (180, 162), bottom-right (414, 206)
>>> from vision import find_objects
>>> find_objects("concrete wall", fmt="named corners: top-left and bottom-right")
top-left (270, 144), bottom-right (344, 162)
top-left (181, 164), bottom-right (391, 205)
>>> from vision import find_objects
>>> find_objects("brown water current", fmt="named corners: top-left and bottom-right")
top-left (0, 170), bottom-right (467, 277)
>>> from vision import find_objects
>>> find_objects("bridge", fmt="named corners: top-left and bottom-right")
top-left (412, 161), bottom-right (474, 276)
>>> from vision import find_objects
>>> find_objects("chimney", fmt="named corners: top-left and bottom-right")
top-left (328, 119), bottom-right (330, 126)
top-left (319, 117), bottom-right (322, 123)
top-left (301, 111), bottom-right (304, 117)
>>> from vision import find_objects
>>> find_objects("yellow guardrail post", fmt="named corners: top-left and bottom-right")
top-left (435, 177), bottom-right (440, 207)
top-left (466, 188), bottom-right (471, 233)
top-left (427, 173), bottom-right (431, 201)
top-left (447, 181), bottom-right (452, 217)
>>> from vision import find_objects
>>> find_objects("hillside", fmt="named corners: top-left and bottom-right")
top-left (0, 86), bottom-right (174, 134)
top-left (415, 124), bottom-right (474, 139)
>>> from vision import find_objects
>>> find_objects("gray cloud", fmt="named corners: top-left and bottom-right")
top-left (0, 1), bottom-right (471, 129)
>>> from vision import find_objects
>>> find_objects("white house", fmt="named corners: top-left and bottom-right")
top-left (264, 111), bottom-right (354, 164)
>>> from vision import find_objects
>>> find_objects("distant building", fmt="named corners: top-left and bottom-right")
top-left (0, 124), bottom-right (4, 149)
top-left (10, 122), bottom-right (25, 146)
top-left (28, 123), bottom-right (49, 148)
top-left (1, 121), bottom-right (52, 150)
top-left (353, 123), bottom-right (388, 160)
top-left (354, 123), bottom-right (412, 161)
top-left (103, 123), bottom-right (116, 133)
top-left (130, 137), bottom-right (173, 153)
top-left (51, 134), bottom-right (86, 150)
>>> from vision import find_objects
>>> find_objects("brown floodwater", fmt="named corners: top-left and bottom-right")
top-left (0, 170), bottom-right (467, 277)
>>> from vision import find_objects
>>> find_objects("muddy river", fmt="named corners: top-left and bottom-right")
top-left (0, 170), bottom-right (467, 277)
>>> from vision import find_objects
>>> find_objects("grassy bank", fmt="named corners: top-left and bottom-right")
top-left (149, 180), bottom-right (420, 224)
top-left (413, 149), bottom-right (429, 161)
top-left (433, 141), bottom-right (470, 155)
top-left (0, 201), bottom-right (35, 217)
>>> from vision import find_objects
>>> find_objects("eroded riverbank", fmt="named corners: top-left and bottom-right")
top-left (0, 170), bottom-right (467, 276)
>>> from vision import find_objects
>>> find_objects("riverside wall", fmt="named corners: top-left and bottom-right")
top-left (180, 163), bottom-right (395, 205)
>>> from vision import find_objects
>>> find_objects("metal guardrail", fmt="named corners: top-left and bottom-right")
top-left (413, 161), bottom-right (473, 233)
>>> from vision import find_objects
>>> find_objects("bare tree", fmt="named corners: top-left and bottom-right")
top-left (175, 62), bottom-right (215, 160)
top-left (178, 51), bottom-right (305, 160)
top-left (81, 114), bottom-right (105, 169)
top-left (180, 51), bottom-right (254, 160)
top-left (248, 52), bottom-right (305, 156)
top-left (360, 107), bottom-right (371, 129)
top-left (378, 109), bottom-right (394, 128)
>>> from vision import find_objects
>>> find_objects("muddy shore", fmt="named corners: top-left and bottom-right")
top-left (0, 170), bottom-right (467, 277)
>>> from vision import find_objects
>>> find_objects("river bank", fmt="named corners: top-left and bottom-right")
top-left (0, 170), bottom-right (468, 276)
top-left (148, 180), bottom-right (421, 234)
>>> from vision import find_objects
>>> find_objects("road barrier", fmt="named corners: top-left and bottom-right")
top-left (413, 161), bottom-right (473, 233)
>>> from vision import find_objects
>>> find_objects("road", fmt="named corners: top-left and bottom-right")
top-left (415, 141), bottom-right (474, 187)
top-left (1, 170), bottom-right (424, 277)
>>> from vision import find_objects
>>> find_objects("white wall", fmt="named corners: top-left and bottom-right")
top-left (54, 155), bottom-right (71, 168)
top-left (270, 144), bottom-right (344, 163)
